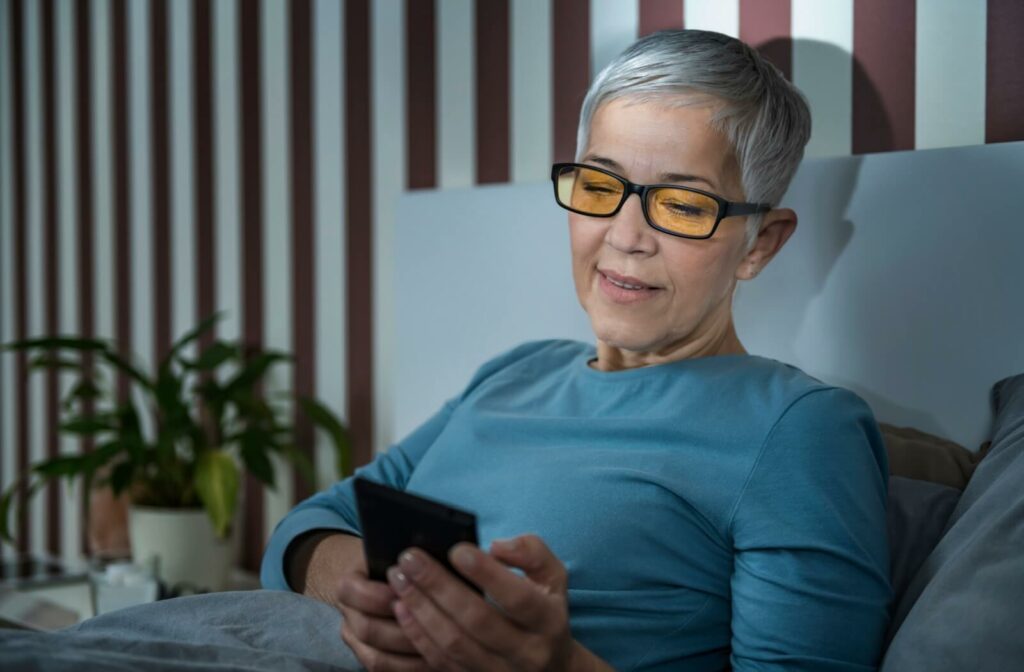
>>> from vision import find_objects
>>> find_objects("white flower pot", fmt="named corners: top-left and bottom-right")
top-left (128, 505), bottom-right (233, 592)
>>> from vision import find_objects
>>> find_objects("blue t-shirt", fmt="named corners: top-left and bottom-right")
top-left (261, 339), bottom-right (892, 671)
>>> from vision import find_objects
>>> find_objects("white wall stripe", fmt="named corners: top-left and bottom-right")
top-left (684, 0), bottom-right (739, 38)
top-left (24, 0), bottom-right (47, 559)
top-left (511, 0), bottom-right (552, 183)
top-left (915, 0), bottom-right (986, 151)
top-left (169, 0), bottom-right (195, 358)
top-left (214, 0), bottom-right (240, 344)
top-left (792, 0), bottom-right (853, 158)
top-left (372, 0), bottom-right (405, 455)
top-left (212, 0), bottom-right (242, 564)
top-left (261, 0), bottom-right (293, 537)
top-left (92, 0), bottom-right (114, 349)
top-left (590, 0), bottom-right (638, 79)
top-left (129, 0), bottom-right (154, 447)
top-left (56, 0), bottom-right (81, 566)
top-left (437, 0), bottom-right (474, 190)
top-left (314, 0), bottom-right (346, 489)
top-left (0, 0), bottom-right (15, 563)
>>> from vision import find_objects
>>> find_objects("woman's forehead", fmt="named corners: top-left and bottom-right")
top-left (586, 98), bottom-right (739, 190)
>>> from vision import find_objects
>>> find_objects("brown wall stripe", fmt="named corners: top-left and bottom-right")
top-left (985, 0), bottom-right (1024, 144)
top-left (42, 0), bottom-right (62, 558)
top-left (113, 0), bottom-right (132, 405)
top-left (740, 0), bottom-right (792, 81)
top-left (290, 0), bottom-right (316, 503)
top-left (75, 0), bottom-right (95, 557)
top-left (475, 0), bottom-right (510, 184)
top-left (853, 0), bottom-right (915, 154)
top-left (239, 0), bottom-right (265, 572)
top-left (639, 0), bottom-right (685, 37)
top-left (193, 0), bottom-right (216, 453)
top-left (193, 0), bottom-right (215, 350)
top-left (406, 0), bottom-right (436, 190)
top-left (150, 0), bottom-right (171, 365)
top-left (10, 0), bottom-right (28, 555)
top-left (346, 0), bottom-right (373, 471)
top-left (552, 0), bottom-right (589, 162)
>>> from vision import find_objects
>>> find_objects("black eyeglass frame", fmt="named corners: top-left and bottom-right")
top-left (550, 162), bottom-right (772, 240)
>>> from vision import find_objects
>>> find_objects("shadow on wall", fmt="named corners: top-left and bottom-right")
top-left (735, 37), bottom-right (883, 356)
top-left (735, 38), bottom-right (950, 435)
top-left (738, 37), bottom-right (1024, 445)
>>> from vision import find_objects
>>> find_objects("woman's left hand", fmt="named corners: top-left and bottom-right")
top-left (386, 534), bottom-right (582, 671)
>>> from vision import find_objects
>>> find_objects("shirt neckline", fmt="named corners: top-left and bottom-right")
top-left (575, 342), bottom-right (755, 382)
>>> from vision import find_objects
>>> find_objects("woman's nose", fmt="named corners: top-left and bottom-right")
top-left (605, 192), bottom-right (655, 254)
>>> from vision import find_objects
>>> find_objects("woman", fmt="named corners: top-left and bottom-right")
top-left (262, 29), bottom-right (892, 671)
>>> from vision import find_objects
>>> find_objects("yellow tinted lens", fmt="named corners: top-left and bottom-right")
top-left (648, 188), bottom-right (719, 237)
top-left (556, 166), bottom-right (623, 215)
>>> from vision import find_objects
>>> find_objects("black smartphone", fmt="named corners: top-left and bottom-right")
top-left (353, 477), bottom-right (482, 594)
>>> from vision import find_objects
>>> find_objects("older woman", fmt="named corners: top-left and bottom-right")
top-left (262, 30), bottom-right (891, 672)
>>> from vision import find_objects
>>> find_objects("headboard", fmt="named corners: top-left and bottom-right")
top-left (393, 141), bottom-right (1024, 449)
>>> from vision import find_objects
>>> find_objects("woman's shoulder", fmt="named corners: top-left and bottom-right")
top-left (733, 355), bottom-right (875, 423)
top-left (475, 338), bottom-right (583, 373)
top-left (455, 339), bottom-right (583, 400)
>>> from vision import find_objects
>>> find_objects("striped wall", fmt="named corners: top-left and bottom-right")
top-left (1, 0), bottom-right (1022, 573)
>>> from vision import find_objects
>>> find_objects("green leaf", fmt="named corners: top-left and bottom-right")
top-left (108, 460), bottom-right (135, 496)
top-left (99, 350), bottom-right (155, 391)
top-left (82, 441), bottom-right (126, 473)
top-left (66, 378), bottom-right (103, 402)
top-left (0, 486), bottom-right (15, 542)
top-left (239, 433), bottom-right (275, 487)
top-left (297, 396), bottom-right (353, 478)
top-left (29, 354), bottom-right (83, 371)
top-left (60, 416), bottom-right (117, 435)
top-left (225, 351), bottom-right (291, 394)
top-left (194, 450), bottom-right (239, 538)
top-left (279, 444), bottom-right (315, 491)
top-left (0, 476), bottom-right (45, 544)
top-left (180, 341), bottom-right (238, 371)
top-left (3, 336), bottom-right (108, 352)
top-left (32, 454), bottom-right (92, 480)
top-left (161, 312), bottom-right (224, 371)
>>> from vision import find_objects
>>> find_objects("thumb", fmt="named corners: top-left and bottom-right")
top-left (489, 534), bottom-right (567, 595)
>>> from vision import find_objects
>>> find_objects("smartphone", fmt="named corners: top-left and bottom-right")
top-left (353, 477), bottom-right (482, 594)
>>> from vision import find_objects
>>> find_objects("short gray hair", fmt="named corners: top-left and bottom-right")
top-left (575, 29), bottom-right (812, 247)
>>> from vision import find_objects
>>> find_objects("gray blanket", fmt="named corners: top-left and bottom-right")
top-left (0, 590), bottom-right (365, 671)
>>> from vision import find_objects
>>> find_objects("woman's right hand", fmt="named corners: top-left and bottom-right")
top-left (336, 565), bottom-right (432, 669)
top-left (288, 531), bottom-right (429, 669)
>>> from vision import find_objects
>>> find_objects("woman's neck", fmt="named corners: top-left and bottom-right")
top-left (589, 321), bottom-right (747, 372)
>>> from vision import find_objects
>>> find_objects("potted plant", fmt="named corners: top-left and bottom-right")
top-left (0, 312), bottom-right (353, 591)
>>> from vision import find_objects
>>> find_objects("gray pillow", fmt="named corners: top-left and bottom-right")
top-left (881, 374), bottom-right (1024, 671)
top-left (886, 476), bottom-right (960, 611)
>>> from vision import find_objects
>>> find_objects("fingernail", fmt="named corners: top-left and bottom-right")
top-left (399, 550), bottom-right (424, 578)
top-left (387, 566), bottom-right (410, 593)
top-left (393, 600), bottom-right (412, 624)
top-left (452, 545), bottom-right (476, 569)
top-left (492, 537), bottom-right (519, 552)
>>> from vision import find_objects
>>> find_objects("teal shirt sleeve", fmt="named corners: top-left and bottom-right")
top-left (259, 340), bottom-right (551, 591)
top-left (258, 395), bottom-right (458, 591)
top-left (728, 388), bottom-right (893, 671)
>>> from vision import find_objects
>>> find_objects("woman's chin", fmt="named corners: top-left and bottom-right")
top-left (589, 317), bottom-right (657, 352)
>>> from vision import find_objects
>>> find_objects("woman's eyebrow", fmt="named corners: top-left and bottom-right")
top-left (582, 154), bottom-right (718, 191)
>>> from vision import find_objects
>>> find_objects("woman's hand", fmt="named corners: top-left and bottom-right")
top-left (383, 534), bottom-right (603, 671)
top-left (288, 532), bottom-right (426, 669)
top-left (335, 564), bottom-right (430, 669)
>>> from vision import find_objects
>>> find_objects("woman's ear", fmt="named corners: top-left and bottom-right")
top-left (736, 208), bottom-right (797, 280)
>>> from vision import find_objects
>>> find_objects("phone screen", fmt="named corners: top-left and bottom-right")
top-left (354, 477), bottom-right (481, 594)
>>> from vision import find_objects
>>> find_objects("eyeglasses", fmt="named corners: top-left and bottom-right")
top-left (550, 162), bottom-right (771, 240)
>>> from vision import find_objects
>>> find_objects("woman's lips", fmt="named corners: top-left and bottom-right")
top-left (598, 271), bottom-right (662, 304)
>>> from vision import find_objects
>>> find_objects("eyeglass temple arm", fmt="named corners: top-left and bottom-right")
top-left (723, 202), bottom-right (773, 217)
